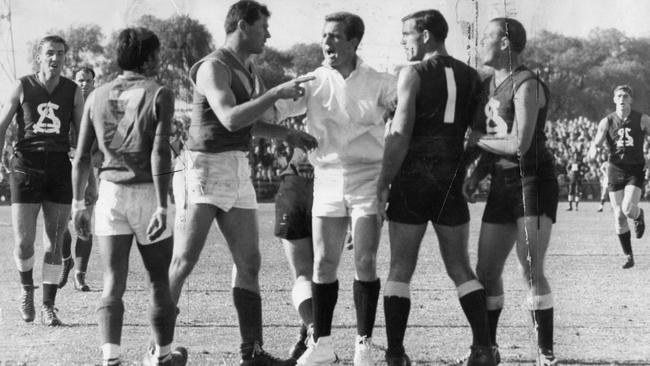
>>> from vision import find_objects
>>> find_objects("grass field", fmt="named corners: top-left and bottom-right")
top-left (1, 202), bottom-right (650, 365)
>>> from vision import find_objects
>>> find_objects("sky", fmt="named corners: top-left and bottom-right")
top-left (0, 0), bottom-right (649, 98)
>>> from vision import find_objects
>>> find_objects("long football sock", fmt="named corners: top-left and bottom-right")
top-left (75, 236), bottom-right (93, 273)
top-left (618, 231), bottom-right (632, 255)
top-left (62, 229), bottom-right (72, 259)
top-left (312, 281), bottom-right (339, 340)
top-left (233, 287), bottom-right (263, 358)
top-left (42, 263), bottom-right (61, 306)
top-left (353, 279), bottom-right (380, 337)
top-left (530, 293), bottom-right (554, 352)
top-left (384, 281), bottom-right (411, 357)
top-left (457, 280), bottom-right (490, 347)
top-left (292, 277), bottom-right (313, 326)
top-left (16, 256), bottom-right (35, 287)
top-left (486, 295), bottom-right (504, 345)
top-left (98, 296), bottom-right (125, 346)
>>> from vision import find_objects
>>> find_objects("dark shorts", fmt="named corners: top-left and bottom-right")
top-left (482, 161), bottom-right (559, 224)
top-left (274, 175), bottom-right (314, 240)
top-left (387, 156), bottom-right (469, 226)
top-left (608, 163), bottom-right (645, 192)
top-left (10, 150), bottom-right (72, 204)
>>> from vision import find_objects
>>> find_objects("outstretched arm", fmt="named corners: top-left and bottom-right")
top-left (251, 121), bottom-right (317, 151)
top-left (196, 59), bottom-right (314, 132)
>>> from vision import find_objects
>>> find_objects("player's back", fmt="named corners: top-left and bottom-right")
top-left (409, 55), bottom-right (481, 159)
top-left (92, 75), bottom-right (164, 184)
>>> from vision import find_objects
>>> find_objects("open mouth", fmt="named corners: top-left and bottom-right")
top-left (324, 49), bottom-right (336, 57)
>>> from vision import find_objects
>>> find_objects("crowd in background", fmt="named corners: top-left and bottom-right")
top-left (242, 115), bottom-right (632, 200)
top-left (0, 113), bottom-right (645, 203)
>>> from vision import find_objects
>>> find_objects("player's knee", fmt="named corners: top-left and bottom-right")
top-left (621, 203), bottom-right (638, 219)
top-left (476, 263), bottom-right (500, 284)
top-left (14, 244), bottom-right (35, 260)
top-left (42, 240), bottom-right (60, 255)
top-left (314, 254), bottom-right (338, 273)
top-left (313, 261), bottom-right (338, 283)
top-left (446, 264), bottom-right (474, 286)
top-left (615, 216), bottom-right (628, 233)
top-left (519, 264), bottom-right (545, 285)
top-left (234, 261), bottom-right (260, 284)
top-left (169, 254), bottom-right (198, 280)
top-left (354, 252), bottom-right (376, 274)
top-left (388, 262), bottom-right (416, 283)
top-left (102, 271), bottom-right (128, 298)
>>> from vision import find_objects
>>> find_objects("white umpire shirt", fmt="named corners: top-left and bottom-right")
top-left (275, 57), bottom-right (397, 169)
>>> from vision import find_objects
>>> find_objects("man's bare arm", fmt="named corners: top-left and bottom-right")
top-left (587, 117), bottom-right (609, 161)
top-left (0, 81), bottom-right (22, 169)
top-left (196, 60), bottom-right (314, 132)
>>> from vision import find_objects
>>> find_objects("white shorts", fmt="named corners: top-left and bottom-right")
top-left (312, 163), bottom-right (380, 218)
top-left (172, 150), bottom-right (257, 212)
top-left (94, 181), bottom-right (173, 245)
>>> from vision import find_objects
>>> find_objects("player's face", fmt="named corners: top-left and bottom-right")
top-left (37, 41), bottom-right (66, 76)
top-left (74, 70), bottom-right (95, 97)
top-left (246, 16), bottom-right (270, 54)
top-left (322, 21), bottom-right (358, 70)
top-left (401, 19), bottom-right (424, 62)
top-left (613, 90), bottom-right (632, 110)
top-left (479, 21), bottom-right (504, 67)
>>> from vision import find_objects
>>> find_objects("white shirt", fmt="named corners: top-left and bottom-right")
top-left (276, 58), bottom-right (396, 168)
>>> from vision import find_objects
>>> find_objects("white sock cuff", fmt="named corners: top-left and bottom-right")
top-left (528, 293), bottom-right (554, 310)
top-left (456, 279), bottom-right (484, 298)
top-left (154, 344), bottom-right (172, 358)
top-left (615, 225), bottom-right (630, 235)
top-left (101, 343), bottom-right (121, 360)
top-left (291, 278), bottom-right (312, 310)
top-left (384, 281), bottom-right (410, 298)
top-left (42, 263), bottom-right (61, 285)
top-left (486, 295), bottom-right (505, 310)
top-left (15, 255), bottom-right (35, 272)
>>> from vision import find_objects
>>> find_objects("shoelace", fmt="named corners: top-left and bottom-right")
top-left (22, 289), bottom-right (34, 307)
top-left (454, 345), bottom-right (498, 364)
top-left (250, 343), bottom-right (282, 361)
top-left (43, 306), bottom-right (60, 320)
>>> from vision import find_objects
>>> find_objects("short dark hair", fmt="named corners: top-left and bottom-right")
top-left (324, 12), bottom-right (365, 45)
top-left (38, 35), bottom-right (68, 53)
top-left (614, 84), bottom-right (633, 97)
top-left (116, 27), bottom-right (160, 71)
top-left (75, 66), bottom-right (96, 79)
top-left (401, 10), bottom-right (448, 42)
top-left (491, 17), bottom-right (526, 53)
top-left (224, 0), bottom-right (271, 35)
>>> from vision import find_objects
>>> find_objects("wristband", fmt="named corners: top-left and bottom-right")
top-left (154, 207), bottom-right (168, 215)
top-left (71, 199), bottom-right (86, 211)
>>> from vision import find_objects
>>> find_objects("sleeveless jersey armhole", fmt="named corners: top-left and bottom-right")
top-left (152, 86), bottom-right (164, 121)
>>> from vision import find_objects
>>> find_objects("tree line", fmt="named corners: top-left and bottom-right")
top-left (27, 15), bottom-right (650, 123)
top-left (27, 15), bottom-right (323, 106)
